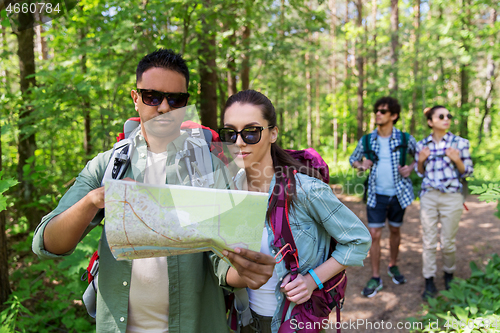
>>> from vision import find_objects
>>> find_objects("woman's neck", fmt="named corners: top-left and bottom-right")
top-left (244, 156), bottom-right (275, 193)
top-left (432, 129), bottom-right (447, 143)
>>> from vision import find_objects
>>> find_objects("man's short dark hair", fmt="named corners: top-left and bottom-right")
top-left (136, 49), bottom-right (189, 89)
top-left (374, 96), bottom-right (401, 124)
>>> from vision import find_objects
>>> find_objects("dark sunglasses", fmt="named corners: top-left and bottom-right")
top-left (137, 89), bottom-right (190, 108)
top-left (218, 126), bottom-right (274, 145)
top-left (436, 114), bottom-right (453, 120)
top-left (374, 109), bottom-right (390, 115)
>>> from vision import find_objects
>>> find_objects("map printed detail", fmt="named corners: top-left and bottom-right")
top-left (104, 179), bottom-right (268, 260)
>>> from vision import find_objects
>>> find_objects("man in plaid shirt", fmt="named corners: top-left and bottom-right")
top-left (350, 96), bottom-right (417, 298)
top-left (416, 105), bottom-right (473, 299)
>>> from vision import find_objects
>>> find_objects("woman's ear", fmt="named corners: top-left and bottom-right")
top-left (270, 126), bottom-right (279, 143)
top-left (427, 118), bottom-right (433, 128)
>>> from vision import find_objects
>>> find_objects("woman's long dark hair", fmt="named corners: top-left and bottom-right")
top-left (224, 90), bottom-right (323, 217)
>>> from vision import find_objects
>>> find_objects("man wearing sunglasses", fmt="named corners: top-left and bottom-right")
top-left (33, 49), bottom-right (275, 333)
top-left (349, 96), bottom-right (417, 298)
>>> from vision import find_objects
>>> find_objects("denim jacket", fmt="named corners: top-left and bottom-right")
top-left (264, 173), bottom-right (371, 332)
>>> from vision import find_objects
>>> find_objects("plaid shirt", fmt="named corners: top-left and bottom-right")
top-left (415, 132), bottom-right (473, 196)
top-left (349, 128), bottom-right (417, 209)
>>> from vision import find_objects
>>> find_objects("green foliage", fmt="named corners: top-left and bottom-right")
top-left (470, 183), bottom-right (500, 203)
top-left (1, 227), bottom-right (100, 332)
top-left (0, 294), bottom-right (33, 333)
top-left (411, 254), bottom-right (500, 333)
top-left (1, 0), bottom-right (500, 330)
top-left (470, 183), bottom-right (500, 219)
top-left (0, 173), bottom-right (18, 212)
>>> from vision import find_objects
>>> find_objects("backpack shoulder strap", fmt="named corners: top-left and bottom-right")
top-left (101, 137), bottom-right (135, 186)
top-left (362, 134), bottom-right (374, 161)
top-left (270, 177), bottom-right (299, 275)
top-left (175, 133), bottom-right (215, 188)
top-left (399, 132), bottom-right (409, 166)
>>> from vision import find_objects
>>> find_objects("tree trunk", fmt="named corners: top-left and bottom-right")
top-left (315, 50), bottom-right (321, 147)
top-left (330, 0), bottom-right (338, 163)
top-left (16, 11), bottom-right (39, 230)
top-left (459, 64), bottom-right (469, 138)
top-left (409, 0), bottom-right (420, 136)
top-left (305, 51), bottom-right (313, 147)
top-left (389, 0), bottom-right (399, 96)
top-left (436, 5), bottom-right (445, 103)
top-left (227, 31), bottom-right (237, 97)
top-left (34, 12), bottom-right (48, 60)
top-left (0, 209), bottom-right (9, 307)
top-left (198, 5), bottom-right (218, 130)
top-left (218, 73), bottom-right (227, 128)
top-left (241, 25), bottom-right (250, 91)
top-left (0, 113), bottom-right (11, 306)
top-left (371, 0), bottom-right (377, 75)
top-left (343, 0), bottom-right (350, 152)
top-left (181, 5), bottom-right (195, 55)
top-left (355, 0), bottom-right (364, 140)
top-left (79, 27), bottom-right (92, 157)
top-left (1, 26), bottom-right (10, 93)
top-left (478, 8), bottom-right (496, 145)
top-left (369, 0), bottom-right (376, 131)
top-left (277, 0), bottom-right (285, 145)
top-left (459, 0), bottom-right (471, 139)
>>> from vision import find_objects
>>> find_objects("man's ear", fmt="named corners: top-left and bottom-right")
top-left (391, 113), bottom-right (398, 123)
top-left (131, 90), bottom-right (139, 112)
top-left (270, 126), bottom-right (279, 143)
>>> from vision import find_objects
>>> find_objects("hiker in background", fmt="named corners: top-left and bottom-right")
top-left (349, 96), bottom-right (417, 298)
top-left (220, 90), bottom-right (371, 332)
top-left (416, 105), bottom-right (473, 300)
top-left (32, 49), bottom-right (275, 333)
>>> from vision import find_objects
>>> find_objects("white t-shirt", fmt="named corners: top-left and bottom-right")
top-left (126, 149), bottom-right (170, 333)
top-left (247, 227), bottom-right (279, 316)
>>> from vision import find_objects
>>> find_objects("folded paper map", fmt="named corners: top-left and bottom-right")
top-left (104, 179), bottom-right (268, 260)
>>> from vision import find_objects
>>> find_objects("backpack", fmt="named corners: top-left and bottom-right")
top-left (81, 117), bottom-right (224, 317)
top-left (362, 131), bottom-right (410, 203)
top-left (270, 150), bottom-right (346, 333)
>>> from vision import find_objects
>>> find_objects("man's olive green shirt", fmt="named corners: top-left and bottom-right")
top-left (33, 131), bottom-right (232, 333)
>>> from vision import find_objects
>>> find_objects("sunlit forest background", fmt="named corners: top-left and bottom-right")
top-left (1, 0), bottom-right (499, 331)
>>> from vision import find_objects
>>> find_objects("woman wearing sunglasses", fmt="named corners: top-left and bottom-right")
top-left (415, 105), bottom-right (473, 300)
top-left (219, 90), bottom-right (371, 333)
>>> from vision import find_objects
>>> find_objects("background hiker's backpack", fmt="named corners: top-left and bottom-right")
top-left (361, 132), bottom-right (410, 203)
top-left (82, 117), bottom-right (226, 317)
top-left (269, 149), bottom-right (346, 333)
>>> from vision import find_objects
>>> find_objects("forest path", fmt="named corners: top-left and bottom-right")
top-left (325, 191), bottom-right (500, 333)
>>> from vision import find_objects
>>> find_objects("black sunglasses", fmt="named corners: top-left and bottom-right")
top-left (374, 109), bottom-right (390, 115)
top-left (218, 126), bottom-right (274, 145)
top-left (137, 89), bottom-right (190, 108)
top-left (436, 114), bottom-right (453, 120)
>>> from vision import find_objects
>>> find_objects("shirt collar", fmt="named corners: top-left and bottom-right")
top-left (424, 132), bottom-right (452, 145)
top-left (373, 127), bottom-right (399, 140)
top-left (132, 128), bottom-right (189, 153)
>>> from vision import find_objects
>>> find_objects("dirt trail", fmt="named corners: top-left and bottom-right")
top-left (325, 192), bottom-right (500, 333)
